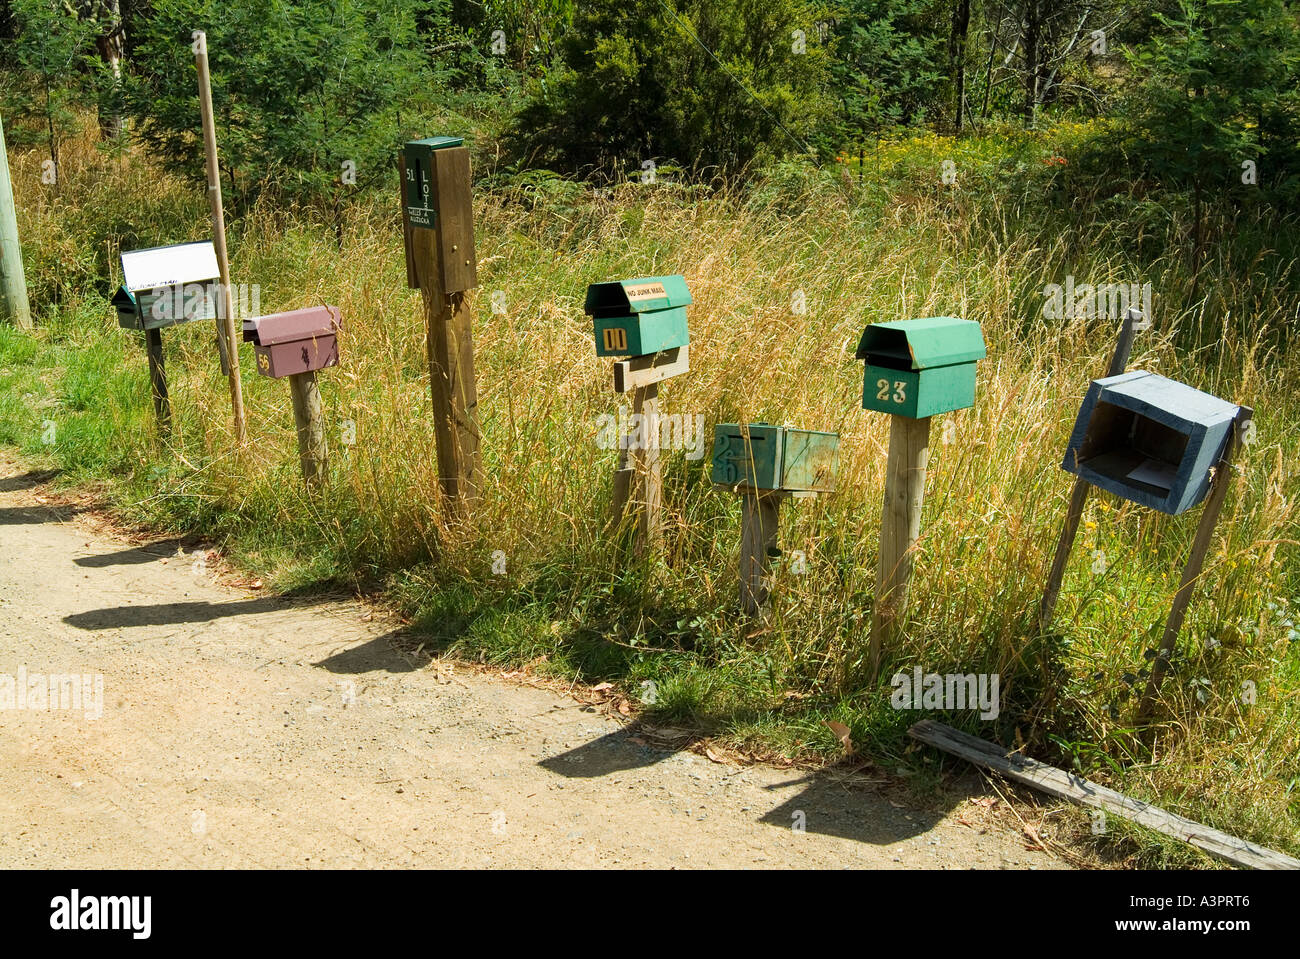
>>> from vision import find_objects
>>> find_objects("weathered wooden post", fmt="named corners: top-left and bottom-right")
top-left (242, 306), bottom-right (343, 492)
top-left (585, 275), bottom-right (692, 553)
top-left (0, 114), bottom-right (32, 329)
top-left (1039, 310), bottom-right (1138, 631)
top-left (856, 317), bottom-right (987, 675)
top-left (112, 241), bottom-right (223, 431)
top-left (1041, 321), bottom-right (1249, 728)
top-left (712, 423), bottom-right (840, 616)
top-left (400, 136), bottom-right (482, 512)
top-left (193, 31), bottom-right (246, 443)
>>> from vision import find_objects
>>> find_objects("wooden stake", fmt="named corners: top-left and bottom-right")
top-left (630, 383), bottom-right (663, 553)
top-left (1136, 407), bottom-right (1253, 726)
top-left (740, 489), bottom-right (782, 615)
top-left (144, 327), bottom-right (170, 429)
top-left (287, 370), bottom-right (327, 492)
top-left (871, 414), bottom-right (931, 675)
top-left (194, 32), bottom-right (246, 443)
top-left (0, 114), bottom-right (32, 329)
top-left (1038, 310), bottom-right (1138, 632)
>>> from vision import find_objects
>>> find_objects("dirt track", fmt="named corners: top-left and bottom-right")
top-left (0, 453), bottom-right (1070, 869)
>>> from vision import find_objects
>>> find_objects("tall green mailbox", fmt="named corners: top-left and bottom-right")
top-left (401, 136), bottom-right (463, 230)
top-left (855, 317), bottom-right (986, 418)
top-left (711, 423), bottom-right (840, 494)
top-left (584, 275), bottom-right (691, 357)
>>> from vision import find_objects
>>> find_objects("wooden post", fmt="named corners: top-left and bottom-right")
top-left (608, 347), bottom-right (688, 549)
top-left (144, 327), bottom-right (171, 428)
top-left (0, 114), bottom-right (32, 329)
top-left (870, 414), bottom-right (932, 674)
top-left (287, 370), bottom-right (328, 492)
top-left (401, 146), bottom-right (482, 511)
top-left (1136, 407), bottom-right (1253, 726)
top-left (194, 32), bottom-right (246, 443)
top-left (740, 490), bottom-right (782, 615)
top-left (1037, 310), bottom-right (1139, 632)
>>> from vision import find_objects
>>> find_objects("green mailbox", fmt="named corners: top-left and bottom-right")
top-left (855, 317), bottom-right (986, 418)
top-left (584, 275), bottom-right (691, 357)
top-left (401, 136), bottom-right (463, 230)
top-left (711, 423), bottom-right (840, 494)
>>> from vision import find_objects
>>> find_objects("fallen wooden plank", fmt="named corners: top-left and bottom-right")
top-left (613, 345), bottom-right (689, 394)
top-left (908, 719), bottom-right (1300, 870)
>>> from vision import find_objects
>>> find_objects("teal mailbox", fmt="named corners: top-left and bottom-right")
top-left (711, 423), bottom-right (840, 494)
top-left (401, 136), bottom-right (463, 230)
top-left (584, 275), bottom-right (691, 357)
top-left (856, 317), bottom-right (986, 418)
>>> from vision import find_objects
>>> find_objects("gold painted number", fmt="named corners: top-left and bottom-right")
top-left (603, 328), bottom-right (627, 351)
top-left (257, 352), bottom-right (270, 372)
top-left (877, 378), bottom-right (907, 403)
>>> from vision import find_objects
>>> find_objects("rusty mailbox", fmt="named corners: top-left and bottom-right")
top-left (242, 305), bottom-right (342, 379)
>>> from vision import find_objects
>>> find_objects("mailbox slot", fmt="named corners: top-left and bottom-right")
top-left (242, 305), bottom-right (343, 379)
top-left (1063, 370), bottom-right (1238, 515)
top-left (712, 423), bottom-right (839, 493)
top-left (585, 275), bottom-right (692, 358)
top-left (856, 317), bottom-right (986, 418)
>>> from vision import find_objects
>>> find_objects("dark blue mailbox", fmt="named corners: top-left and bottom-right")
top-left (1062, 370), bottom-right (1240, 515)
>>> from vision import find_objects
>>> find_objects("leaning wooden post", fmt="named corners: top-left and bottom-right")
top-left (400, 137), bottom-right (482, 513)
top-left (243, 305), bottom-right (343, 493)
top-left (1136, 406), bottom-right (1253, 725)
top-left (194, 31), bottom-right (246, 443)
top-left (0, 114), bottom-right (32, 329)
top-left (856, 317), bottom-right (987, 676)
top-left (1039, 309), bottom-right (1138, 632)
top-left (585, 276), bottom-right (692, 555)
top-left (712, 422), bottom-right (840, 616)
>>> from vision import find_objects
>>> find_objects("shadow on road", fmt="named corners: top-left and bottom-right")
top-left (313, 633), bottom-right (420, 674)
top-left (0, 469), bottom-right (61, 492)
top-left (538, 719), bottom-right (680, 778)
top-left (74, 539), bottom-right (189, 568)
top-left (0, 503), bottom-right (84, 525)
top-left (64, 595), bottom-right (330, 630)
top-left (758, 772), bottom-right (942, 846)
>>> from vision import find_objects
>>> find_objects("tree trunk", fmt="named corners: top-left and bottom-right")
top-left (949, 0), bottom-right (971, 133)
top-left (89, 0), bottom-right (127, 139)
top-left (1023, 0), bottom-right (1041, 127)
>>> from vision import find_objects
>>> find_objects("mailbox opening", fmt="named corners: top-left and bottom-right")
top-left (857, 327), bottom-right (914, 371)
top-left (1075, 400), bottom-right (1190, 493)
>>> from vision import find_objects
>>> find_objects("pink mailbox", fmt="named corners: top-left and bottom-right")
top-left (242, 305), bottom-right (342, 378)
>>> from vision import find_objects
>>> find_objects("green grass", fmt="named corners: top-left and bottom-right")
top-left (4, 119), bottom-right (1298, 867)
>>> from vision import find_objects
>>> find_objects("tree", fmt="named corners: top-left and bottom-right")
top-left (509, 0), bottom-right (833, 178)
top-left (128, 0), bottom-right (439, 220)
top-left (1121, 0), bottom-right (1300, 269)
top-left (6, 0), bottom-right (95, 185)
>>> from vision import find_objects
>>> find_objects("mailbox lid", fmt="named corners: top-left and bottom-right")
top-left (779, 428), bottom-right (840, 492)
top-left (855, 316), bottom-right (986, 370)
top-left (120, 241), bottom-right (219, 293)
top-left (584, 275), bottom-right (692, 318)
top-left (242, 305), bottom-right (342, 346)
top-left (407, 135), bottom-right (464, 152)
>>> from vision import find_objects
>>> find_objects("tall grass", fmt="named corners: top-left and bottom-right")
top-left (4, 122), bottom-right (1297, 864)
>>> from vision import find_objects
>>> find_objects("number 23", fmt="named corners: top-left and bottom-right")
top-left (876, 378), bottom-right (906, 403)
